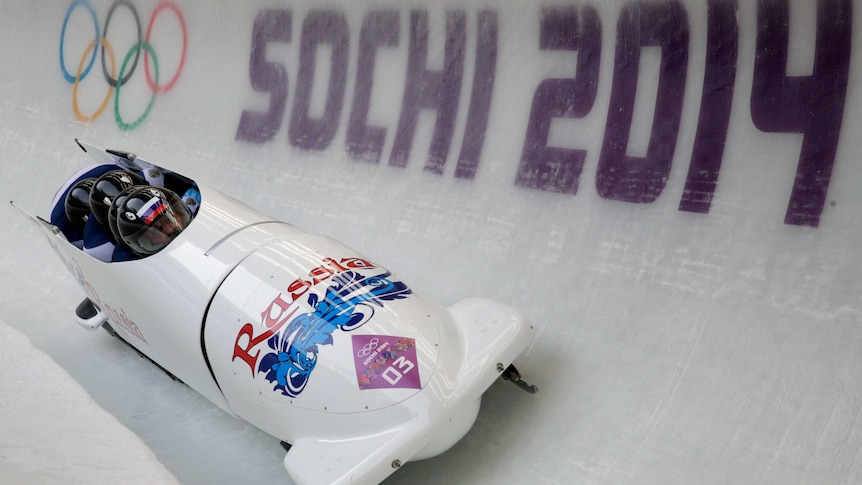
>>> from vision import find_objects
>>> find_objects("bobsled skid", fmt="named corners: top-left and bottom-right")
top-left (14, 140), bottom-right (538, 485)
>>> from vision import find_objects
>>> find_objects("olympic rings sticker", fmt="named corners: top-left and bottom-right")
top-left (59, 0), bottom-right (187, 130)
top-left (356, 338), bottom-right (380, 358)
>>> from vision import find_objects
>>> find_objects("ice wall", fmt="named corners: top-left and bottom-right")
top-left (0, 318), bottom-right (179, 484)
top-left (1, 0), bottom-right (861, 483)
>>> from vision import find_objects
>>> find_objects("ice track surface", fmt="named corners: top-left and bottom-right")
top-left (3, 1), bottom-right (862, 484)
top-left (0, 318), bottom-right (178, 484)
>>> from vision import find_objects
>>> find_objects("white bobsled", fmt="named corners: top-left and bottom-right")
top-left (15, 141), bottom-right (537, 485)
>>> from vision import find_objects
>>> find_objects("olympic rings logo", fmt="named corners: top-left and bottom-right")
top-left (356, 338), bottom-right (380, 358)
top-left (59, 0), bottom-right (187, 130)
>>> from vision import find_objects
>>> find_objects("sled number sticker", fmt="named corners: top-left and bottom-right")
top-left (382, 356), bottom-right (415, 385)
top-left (352, 335), bottom-right (420, 391)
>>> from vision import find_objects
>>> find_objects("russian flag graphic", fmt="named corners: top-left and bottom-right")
top-left (136, 197), bottom-right (167, 224)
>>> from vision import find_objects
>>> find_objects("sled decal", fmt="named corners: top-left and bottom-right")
top-left (352, 335), bottom-right (420, 391)
top-left (233, 258), bottom-right (412, 397)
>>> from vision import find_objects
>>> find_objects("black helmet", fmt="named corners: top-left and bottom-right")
top-left (89, 170), bottom-right (145, 226)
top-left (64, 178), bottom-right (96, 228)
top-left (116, 186), bottom-right (191, 256)
top-left (107, 185), bottom-right (139, 243)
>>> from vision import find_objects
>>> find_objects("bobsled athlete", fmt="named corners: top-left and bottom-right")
top-left (114, 186), bottom-right (192, 257)
top-left (59, 176), bottom-right (96, 245)
top-left (51, 165), bottom-right (120, 249)
top-left (51, 162), bottom-right (200, 262)
top-left (84, 169), bottom-right (146, 262)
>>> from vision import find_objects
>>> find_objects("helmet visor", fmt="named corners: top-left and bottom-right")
top-left (126, 196), bottom-right (190, 254)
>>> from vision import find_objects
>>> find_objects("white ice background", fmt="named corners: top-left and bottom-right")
top-left (2, 1), bottom-right (862, 484)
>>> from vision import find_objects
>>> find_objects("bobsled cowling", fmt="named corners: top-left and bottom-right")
top-left (26, 142), bottom-right (536, 485)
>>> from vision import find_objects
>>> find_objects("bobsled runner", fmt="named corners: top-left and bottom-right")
top-left (13, 140), bottom-right (537, 485)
